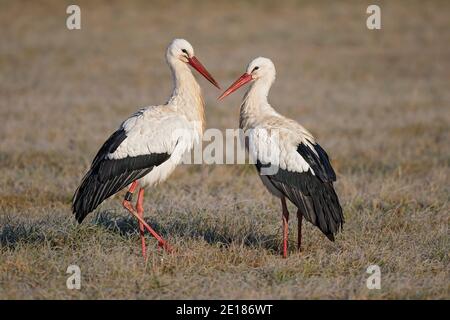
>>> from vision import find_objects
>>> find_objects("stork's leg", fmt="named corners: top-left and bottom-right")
top-left (281, 196), bottom-right (290, 258)
top-left (122, 182), bottom-right (172, 253)
top-left (136, 188), bottom-right (147, 260)
top-left (122, 181), bottom-right (143, 256)
top-left (123, 181), bottom-right (139, 211)
top-left (297, 209), bottom-right (303, 252)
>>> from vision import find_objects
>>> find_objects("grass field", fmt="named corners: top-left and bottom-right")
top-left (0, 0), bottom-right (449, 299)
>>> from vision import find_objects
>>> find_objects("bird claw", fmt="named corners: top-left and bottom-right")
top-left (158, 241), bottom-right (173, 253)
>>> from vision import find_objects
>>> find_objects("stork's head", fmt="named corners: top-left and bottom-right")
top-left (166, 39), bottom-right (220, 89)
top-left (246, 57), bottom-right (276, 81)
top-left (218, 57), bottom-right (276, 100)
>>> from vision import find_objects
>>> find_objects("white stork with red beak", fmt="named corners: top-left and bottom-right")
top-left (218, 57), bottom-right (343, 258)
top-left (72, 39), bottom-right (220, 259)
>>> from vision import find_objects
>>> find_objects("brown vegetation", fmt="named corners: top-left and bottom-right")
top-left (0, 0), bottom-right (448, 299)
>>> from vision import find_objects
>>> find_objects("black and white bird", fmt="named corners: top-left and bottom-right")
top-left (72, 39), bottom-right (220, 258)
top-left (218, 57), bottom-right (343, 258)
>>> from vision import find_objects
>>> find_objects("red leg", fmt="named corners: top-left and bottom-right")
top-left (136, 188), bottom-right (147, 260)
top-left (122, 181), bottom-right (138, 215)
top-left (122, 183), bottom-right (172, 253)
top-left (297, 209), bottom-right (303, 252)
top-left (281, 196), bottom-right (289, 258)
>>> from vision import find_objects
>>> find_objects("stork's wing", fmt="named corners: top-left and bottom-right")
top-left (72, 107), bottom-right (191, 223)
top-left (254, 135), bottom-right (343, 240)
top-left (296, 142), bottom-right (336, 182)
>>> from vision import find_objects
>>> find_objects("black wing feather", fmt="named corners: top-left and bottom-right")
top-left (257, 141), bottom-right (343, 240)
top-left (72, 129), bottom-right (170, 223)
top-left (297, 140), bottom-right (336, 182)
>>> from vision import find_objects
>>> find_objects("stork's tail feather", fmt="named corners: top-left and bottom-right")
top-left (270, 171), bottom-right (344, 241)
top-left (72, 170), bottom-right (102, 223)
top-left (72, 168), bottom-right (145, 223)
top-left (72, 151), bottom-right (170, 223)
top-left (302, 182), bottom-right (344, 241)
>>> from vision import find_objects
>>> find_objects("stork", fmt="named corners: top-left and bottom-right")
top-left (72, 39), bottom-right (220, 259)
top-left (218, 57), bottom-right (343, 258)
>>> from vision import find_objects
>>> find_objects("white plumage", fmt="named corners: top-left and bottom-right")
top-left (72, 38), bottom-right (219, 257)
top-left (219, 57), bottom-right (343, 258)
top-left (109, 106), bottom-right (200, 187)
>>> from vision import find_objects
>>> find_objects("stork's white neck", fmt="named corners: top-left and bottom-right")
top-left (240, 75), bottom-right (278, 130)
top-left (167, 59), bottom-right (205, 130)
top-left (170, 61), bottom-right (197, 94)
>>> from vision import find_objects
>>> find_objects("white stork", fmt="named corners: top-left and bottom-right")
top-left (72, 39), bottom-right (220, 259)
top-left (218, 57), bottom-right (343, 258)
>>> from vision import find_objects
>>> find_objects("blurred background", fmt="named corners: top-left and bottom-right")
top-left (0, 0), bottom-right (448, 299)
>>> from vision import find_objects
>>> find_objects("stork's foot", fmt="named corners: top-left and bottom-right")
top-left (297, 209), bottom-right (303, 253)
top-left (158, 240), bottom-right (173, 253)
top-left (123, 200), bottom-right (172, 254)
top-left (281, 196), bottom-right (290, 259)
top-left (122, 199), bottom-right (146, 259)
top-left (122, 182), bottom-right (172, 257)
top-left (136, 188), bottom-right (147, 261)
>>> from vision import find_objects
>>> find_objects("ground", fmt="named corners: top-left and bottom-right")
top-left (0, 0), bottom-right (448, 299)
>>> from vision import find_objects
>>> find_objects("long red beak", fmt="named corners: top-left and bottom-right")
top-left (188, 56), bottom-right (220, 89)
top-left (217, 73), bottom-right (253, 101)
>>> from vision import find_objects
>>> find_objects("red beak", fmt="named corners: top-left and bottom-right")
top-left (217, 73), bottom-right (253, 101)
top-left (188, 56), bottom-right (220, 89)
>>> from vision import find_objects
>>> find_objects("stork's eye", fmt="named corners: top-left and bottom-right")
top-left (182, 49), bottom-right (188, 54)
top-left (252, 66), bottom-right (259, 72)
